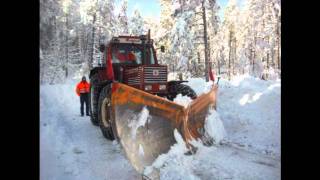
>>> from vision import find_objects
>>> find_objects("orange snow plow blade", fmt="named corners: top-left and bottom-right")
top-left (111, 82), bottom-right (218, 173)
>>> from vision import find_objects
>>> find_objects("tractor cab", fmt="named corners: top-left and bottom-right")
top-left (109, 37), bottom-right (156, 65)
top-left (100, 35), bottom-right (157, 65)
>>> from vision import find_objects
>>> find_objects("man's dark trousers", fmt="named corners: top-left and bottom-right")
top-left (80, 93), bottom-right (89, 116)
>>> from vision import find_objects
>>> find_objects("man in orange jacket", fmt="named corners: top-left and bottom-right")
top-left (76, 76), bottom-right (90, 116)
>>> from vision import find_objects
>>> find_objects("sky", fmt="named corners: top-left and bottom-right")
top-left (115, 0), bottom-right (246, 21)
top-left (114, 0), bottom-right (162, 21)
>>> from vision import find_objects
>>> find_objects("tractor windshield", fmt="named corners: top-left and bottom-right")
top-left (111, 44), bottom-right (155, 65)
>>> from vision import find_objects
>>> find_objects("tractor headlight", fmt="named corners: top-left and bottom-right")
top-left (145, 85), bottom-right (152, 91)
top-left (159, 85), bottom-right (166, 90)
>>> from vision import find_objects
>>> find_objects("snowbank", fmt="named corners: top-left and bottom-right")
top-left (217, 75), bottom-right (281, 157)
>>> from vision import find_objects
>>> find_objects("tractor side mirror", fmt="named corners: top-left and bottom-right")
top-left (99, 44), bottom-right (105, 52)
top-left (160, 45), bottom-right (165, 52)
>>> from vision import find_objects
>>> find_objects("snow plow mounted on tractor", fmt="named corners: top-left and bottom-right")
top-left (89, 32), bottom-right (218, 174)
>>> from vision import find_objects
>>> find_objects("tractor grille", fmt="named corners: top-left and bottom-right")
top-left (144, 66), bottom-right (167, 83)
top-left (125, 67), bottom-right (142, 85)
top-left (124, 66), bottom-right (167, 86)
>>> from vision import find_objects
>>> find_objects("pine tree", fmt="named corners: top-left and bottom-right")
top-left (116, 0), bottom-right (129, 35)
top-left (129, 8), bottom-right (145, 35)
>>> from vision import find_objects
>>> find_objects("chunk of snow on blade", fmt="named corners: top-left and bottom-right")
top-left (204, 109), bottom-right (226, 144)
top-left (173, 94), bottom-right (192, 108)
top-left (128, 106), bottom-right (150, 139)
top-left (139, 144), bottom-right (144, 157)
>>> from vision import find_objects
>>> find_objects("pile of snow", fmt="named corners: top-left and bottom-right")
top-left (204, 110), bottom-right (226, 144)
top-left (217, 74), bottom-right (281, 156)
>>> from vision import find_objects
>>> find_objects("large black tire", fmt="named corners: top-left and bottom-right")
top-left (89, 73), bottom-right (101, 126)
top-left (167, 83), bottom-right (197, 101)
top-left (97, 85), bottom-right (115, 140)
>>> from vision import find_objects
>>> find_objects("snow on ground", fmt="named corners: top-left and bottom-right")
top-left (40, 79), bottom-right (140, 180)
top-left (41, 75), bottom-right (280, 180)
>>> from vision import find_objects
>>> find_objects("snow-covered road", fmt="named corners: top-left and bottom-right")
top-left (40, 76), bottom-right (280, 180)
top-left (40, 81), bottom-right (140, 180)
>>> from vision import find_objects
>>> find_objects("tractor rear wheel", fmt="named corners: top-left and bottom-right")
top-left (167, 83), bottom-right (197, 101)
top-left (89, 73), bottom-right (101, 126)
top-left (97, 85), bottom-right (115, 140)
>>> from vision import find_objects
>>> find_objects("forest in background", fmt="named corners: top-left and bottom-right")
top-left (40, 0), bottom-right (281, 84)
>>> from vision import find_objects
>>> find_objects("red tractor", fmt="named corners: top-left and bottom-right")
top-left (88, 33), bottom-right (219, 174)
top-left (89, 34), bottom-right (196, 139)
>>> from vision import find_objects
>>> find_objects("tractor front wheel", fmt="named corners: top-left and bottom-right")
top-left (97, 85), bottom-right (115, 140)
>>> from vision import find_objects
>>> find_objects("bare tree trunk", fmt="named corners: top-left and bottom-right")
top-left (202, 1), bottom-right (209, 82)
top-left (267, 51), bottom-right (269, 69)
top-left (97, 26), bottom-right (102, 66)
top-left (179, 73), bottom-right (183, 80)
top-left (187, 56), bottom-right (190, 72)
top-left (217, 49), bottom-right (224, 74)
top-left (266, 52), bottom-right (269, 79)
top-left (228, 31), bottom-right (232, 80)
top-left (89, 13), bottom-right (97, 70)
top-left (250, 45), bottom-right (254, 75)
top-left (271, 38), bottom-right (275, 69)
top-left (218, 50), bottom-right (221, 75)
top-left (253, 32), bottom-right (257, 76)
top-left (233, 38), bottom-right (236, 75)
top-left (197, 52), bottom-right (201, 77)
top-left (277, 20), bottom-right (281, 71)
top-left (78, 28), bottom-right (83, 62)
top-left (193, 61), bottom-right (197, 77)
top-left (65, 14), bottom-right (69, 79)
